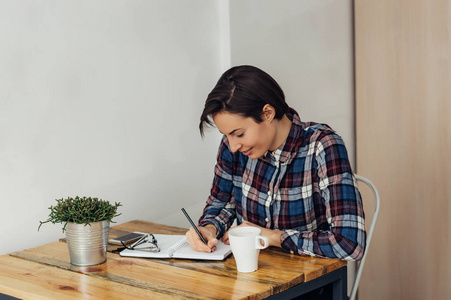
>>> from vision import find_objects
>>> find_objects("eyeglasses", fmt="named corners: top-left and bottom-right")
top-left (113, 234), bottom-right (160, 253)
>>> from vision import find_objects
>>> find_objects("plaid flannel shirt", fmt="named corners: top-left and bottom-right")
top-left (198, 108), bottom-right (366, 261)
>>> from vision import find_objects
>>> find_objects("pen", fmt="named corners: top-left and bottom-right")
top-left (181, 208), bottom-right (208, 245)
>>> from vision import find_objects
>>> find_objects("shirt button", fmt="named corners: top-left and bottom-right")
top-left (265, 218), bottom-right (269, 222)
top-left (290, 251), bottom-right (294, 254)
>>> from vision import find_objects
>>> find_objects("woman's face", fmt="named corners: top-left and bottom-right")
top-left (213, 110), bottom-right (276, 159)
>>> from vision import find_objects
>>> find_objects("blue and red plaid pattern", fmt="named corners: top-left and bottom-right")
top-left (199, 109), bottom-right (366, 261)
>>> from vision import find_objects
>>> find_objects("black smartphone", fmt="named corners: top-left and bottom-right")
top-left (109, 232), bottom-right (147, 245)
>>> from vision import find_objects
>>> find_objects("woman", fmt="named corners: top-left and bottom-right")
top-left (186, 65), bottom-right (366, 261)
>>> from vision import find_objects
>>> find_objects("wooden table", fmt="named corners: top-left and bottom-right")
top-left (0, 220), bottom-right (347, 299)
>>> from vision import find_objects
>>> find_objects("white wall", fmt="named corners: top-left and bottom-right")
top-left (0, 0), bottom-right (223, 255)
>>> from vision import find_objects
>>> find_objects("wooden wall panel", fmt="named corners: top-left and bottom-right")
top-left (354, 0), bottom-right (450, 299)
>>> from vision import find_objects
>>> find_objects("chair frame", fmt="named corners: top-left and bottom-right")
top-left (349, 175), bottom-right (380, 300)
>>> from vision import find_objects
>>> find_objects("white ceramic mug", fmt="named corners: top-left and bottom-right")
top-left (228, 226), bottom-right (269, 273)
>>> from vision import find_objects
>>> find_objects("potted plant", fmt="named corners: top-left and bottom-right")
top-left (39, 196), bottom-right (121, 266)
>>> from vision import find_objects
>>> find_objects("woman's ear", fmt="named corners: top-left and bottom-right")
top-left (262, 104), bottom-right (276, 122)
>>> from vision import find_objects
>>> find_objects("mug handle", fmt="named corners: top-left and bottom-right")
top-left (255, 235), bottom-right (269, 249)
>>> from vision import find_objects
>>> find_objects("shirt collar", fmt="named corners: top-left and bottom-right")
top-left (263, 108), bottom-right (302, 165)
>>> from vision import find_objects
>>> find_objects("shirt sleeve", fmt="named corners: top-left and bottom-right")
top-left (280, 132), bottom-right (366, 261)
top-left (198, 136), bottom-right (237, 238)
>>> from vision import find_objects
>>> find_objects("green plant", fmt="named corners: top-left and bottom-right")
top-left (38, 196), bottom-right (122, 232)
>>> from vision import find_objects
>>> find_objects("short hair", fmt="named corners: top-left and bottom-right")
top-left (199, 65), bottom-right (290, 137)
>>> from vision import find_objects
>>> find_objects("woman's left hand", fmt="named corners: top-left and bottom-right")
top-left (221, 221), bottom-right (282, 248)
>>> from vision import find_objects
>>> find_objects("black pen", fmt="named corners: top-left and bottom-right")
top-left (181, 208), bottom-right (208, 245)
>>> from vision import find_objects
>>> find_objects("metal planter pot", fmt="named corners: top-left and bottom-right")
top-left (65, 220), bottom-right (109, 266)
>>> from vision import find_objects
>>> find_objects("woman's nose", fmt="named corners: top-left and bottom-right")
top-left (229, 139), bottom-right (241, 153)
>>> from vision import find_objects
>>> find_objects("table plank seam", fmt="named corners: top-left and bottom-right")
top-left (9, 252), bottom-right (219, 300)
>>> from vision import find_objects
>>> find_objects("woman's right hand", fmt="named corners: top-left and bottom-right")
top-left (185, 224), bottom-right (218, 253)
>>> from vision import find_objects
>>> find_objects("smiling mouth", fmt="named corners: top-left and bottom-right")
top-left (242, 148), bottom-right (253, 155)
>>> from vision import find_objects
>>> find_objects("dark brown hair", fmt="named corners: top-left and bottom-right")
top-left (199, 65), bottom-right (290, 136)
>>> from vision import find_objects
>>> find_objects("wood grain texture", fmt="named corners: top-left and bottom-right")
top-left (1, 220), bottom-right (346, 300)
top-left (354, 0), bottom-right (450, 299)
top-left (0, 256), bottom-right (175, 300)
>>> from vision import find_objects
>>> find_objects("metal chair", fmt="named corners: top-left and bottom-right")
top-left (349, 175), bottom-right (380, 300)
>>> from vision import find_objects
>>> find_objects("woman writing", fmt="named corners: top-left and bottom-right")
top-left (186, 65), bottom-right (365, 261)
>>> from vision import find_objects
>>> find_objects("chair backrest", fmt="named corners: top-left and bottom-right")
top-left (349, 175), bottom-right (380, 300)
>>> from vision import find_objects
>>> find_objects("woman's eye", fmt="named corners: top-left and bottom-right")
top-left (237, 133), bottom-right (244, 138)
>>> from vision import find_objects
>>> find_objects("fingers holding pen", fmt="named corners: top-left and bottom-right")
top-left (182, 208), bottom-right (217, 252)
top-left (186, 226), bottom-right (210, 252)
top-left (186, 225), bottom-right (218, 253)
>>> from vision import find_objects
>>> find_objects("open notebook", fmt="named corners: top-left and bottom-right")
top-left (119, 234), bottom-right (232, 261)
